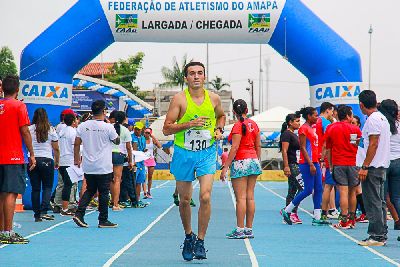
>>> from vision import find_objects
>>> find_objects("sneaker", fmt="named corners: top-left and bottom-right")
top-left (358, 237), bottom-right (385, 246)
top-left (334, 220), bottom-right (352, 229)
top-left (181, 233), bottom-right (196, 261)
top-left (34, 217), bottom-right (43, 222)
top-left (52, 205), bottom-right (61, 214)
top-left (98, 220), bottom-right (118, 228)
top-left (244, 229), bottom-right (254, 239)
top-left (356, 214), bottom-right (368, 223)
top-left (73, 214), bottom-right (89, 228)
top-left (226, 228), bottom-right (246, 239)
top-left (394, 220), bottom-right (400, 230)
top-left (290, 213), bottom-right (303, 224)
top-left (280, 208), bottom-right (292, 225)
top-left (133, 201), bottom-right (147, 208)
top-left (40, 214), bottom-right (55, 221)
top-left (89, 199), bottom-right (99, 208)
top-left (1, 232), bottom-right (29, 244)
top-left (312, 218), bottom-right (332, 226)
top-left (60, 209), bottom-right (75, 216)
top-left (147, 193), bottom-right (153, 199)
top-left (190, 198), bottom-right (196, 207)
top-left (173, 194), bottom-right (179, 206)
top-left (0, 232), bottom-right (7, 244)
top-left (193, 239), bottom-right (207, 260)
top-left (397, 236), bottom-right (400, 241)
top-left (112, 206), bottom-right (124, 212)
top-left (327, 209), bottom-right (340, 219)
top-left (143, 192), bottom-right (148, 199)
top-left (349, 219), bottom-right (356, 229)
top-left (119, 201), bottom-right (132, 208)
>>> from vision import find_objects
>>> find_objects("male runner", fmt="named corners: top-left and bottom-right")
top-left (163, 62), bottom-right (226, 261)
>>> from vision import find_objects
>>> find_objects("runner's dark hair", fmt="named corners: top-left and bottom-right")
top-left (32, 108), bottom-right (50, 143)
top-left (279, 112), bottom-right (301, 151)
top-left (298, 107), bottom-right (316, 121)
top-left (114, 111), bottom-right (126, 136)
top-left (378, 99), bottom-right (399, 135)
top-left (233, 99), bottom-right (248, 135)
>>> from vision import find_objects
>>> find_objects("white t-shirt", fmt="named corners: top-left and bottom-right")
top-left (356, 111), bottom-right (391, 168)
top-left (29, 125), bottom-right (58, 159)
top-left (59, 126), bottom-right (77, 166)
top-left (56, 123), bottom-right (66, 136)
top-left (145, 138), bottom-right (154, 158)
top-left (390, 123), bottom-right (400, 160)
top-left (77, 120), bottom-right (118, 174)
top-left (112, 125), bottom-right (132, 154)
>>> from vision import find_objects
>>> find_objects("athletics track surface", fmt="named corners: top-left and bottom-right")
top-left (1, 181), bottom-right (399, 267)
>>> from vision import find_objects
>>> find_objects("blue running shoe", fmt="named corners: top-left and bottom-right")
top-left (280, 208), bottom-right (292, 225)
top-left (193, 239), bottom-right (207, 260)
top-left (226, 228), bottom-right (246, 239)
top-left (244, 229), bottom-right (254, 239)
top-left (181, 233), bottom-right (196, 261)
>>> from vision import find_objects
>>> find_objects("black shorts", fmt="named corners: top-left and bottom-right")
top-left (333, 166), bottom-right (360, 187)
top-left (0, 164), bottom-right (27, 194)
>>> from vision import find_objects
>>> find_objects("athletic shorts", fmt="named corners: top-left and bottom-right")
top-left (135, 164), bottom-right (146, 184)
top-left (230, 158), bottom-right (262, 179)
top-left (0, 164), bottom-right (26, 194)
top-left (170, 144), bottom-right (216, 182)
top-left (333, 166), bottom-right (360, 187)
top-left (112, 152), bottom-right (125, 166)
top-left (144, 157), bottom-right (156, 167)
top-left (324, 168), bottom-right (336, 186)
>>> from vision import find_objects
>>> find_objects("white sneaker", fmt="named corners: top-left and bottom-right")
top-left (327, 209), bottom-right (339, 219)
top-left (358, 237), bottom-right (385, 247)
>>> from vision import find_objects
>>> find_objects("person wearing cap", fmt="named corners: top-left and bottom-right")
top-left (131, 121), bottom-right (148, 208)
top-left (163, 62), bottom-right (226, 261)
top-left (50, 108), bottom-right (79, 213)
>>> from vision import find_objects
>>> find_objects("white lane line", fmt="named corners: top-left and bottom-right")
top-left (227, 182), bottom-right (259, 267)
top-left (0, 210), bottom-right (95, 249)
top-left (103, 181), bottom-right (199, 267)
top-left (153, 180), bottom-right (170, 189)
top-left (0, 182), bottom-right (173, 249)
top-left (257, 182), bottom-right (400, 267)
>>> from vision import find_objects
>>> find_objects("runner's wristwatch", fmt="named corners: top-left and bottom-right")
top-left (215, 127), bottom-right (224, 134)
top-left (361, 165), bottom-right (369, 170)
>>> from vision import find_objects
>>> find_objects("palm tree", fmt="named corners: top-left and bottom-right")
top-left (208, 76), bottom-right (230, 91)
top-left (160, 54), bottom-right (193, 90)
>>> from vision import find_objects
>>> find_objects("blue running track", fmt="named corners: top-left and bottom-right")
top-left (1, 181), bottom-right (399, 266)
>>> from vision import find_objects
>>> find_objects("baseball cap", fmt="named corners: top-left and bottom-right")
top-left (134, 121), bottom-right (145, 130)
top-left (62, 108), bottom-right (77, 116)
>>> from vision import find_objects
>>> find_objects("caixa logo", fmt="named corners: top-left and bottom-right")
top-left (21, 83), bottom-right (69, 99)
top-left (315, 84), bottom-right (361, 101)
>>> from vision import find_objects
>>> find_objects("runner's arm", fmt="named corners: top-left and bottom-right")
top-left (255, 132), bottom-right (261, 161)
top-left (163, 95), bottom-right (205, 135)
top-left (74, 137), bottom-right (82, 166)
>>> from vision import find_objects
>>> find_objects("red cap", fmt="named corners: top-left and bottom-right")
top-left (62, 109), bottom-right (76, 116)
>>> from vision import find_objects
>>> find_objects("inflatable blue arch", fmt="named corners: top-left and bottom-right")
top-left (19, 0), bottom-right (363, 207)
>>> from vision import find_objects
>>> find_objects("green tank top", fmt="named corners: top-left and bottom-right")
top-left (174, 88), bottom-right (216, 151)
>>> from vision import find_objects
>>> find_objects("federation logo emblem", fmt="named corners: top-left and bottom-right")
top-left (115, 14), bottom-right (138, 33)
top-left (248, 13), bottom-right (270, 33)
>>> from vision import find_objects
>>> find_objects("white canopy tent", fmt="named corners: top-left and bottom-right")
top-left (225, 106), bottom-right (295, 132)
top-left (149, 115), bottom-right (174, 141)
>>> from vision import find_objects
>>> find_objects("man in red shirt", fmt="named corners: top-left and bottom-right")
top-left (0, 75), bottom-right (35, 244)
top-left (325, 105), bottom-right (362, 229)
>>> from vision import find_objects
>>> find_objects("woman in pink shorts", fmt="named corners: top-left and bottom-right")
top-left (143, 128), bottom-right (162, 199)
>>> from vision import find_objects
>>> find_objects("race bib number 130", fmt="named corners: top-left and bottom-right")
top-left (184, 130), bottom-right (212, 151)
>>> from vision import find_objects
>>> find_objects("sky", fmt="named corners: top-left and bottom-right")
top-left (1, 0), bottom-right (399, 113)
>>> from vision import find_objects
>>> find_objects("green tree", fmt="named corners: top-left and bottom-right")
top-left (106, 52), bottom-right (145, 94)
top-left (0, 46), bottom-right (18, 78)
top-left (208, 76), bottom-right (230, 91)
top-left (161, 54), bottom-right (192, 90)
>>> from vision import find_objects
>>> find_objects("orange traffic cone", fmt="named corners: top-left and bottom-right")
top-left (15, 194), bottom-right (24, 212)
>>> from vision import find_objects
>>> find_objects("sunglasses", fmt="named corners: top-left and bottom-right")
top-left (144, 131), bottom-right (151, 134)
